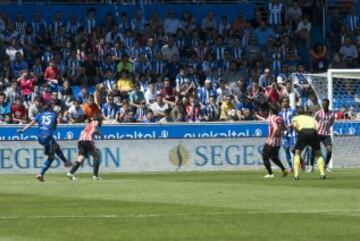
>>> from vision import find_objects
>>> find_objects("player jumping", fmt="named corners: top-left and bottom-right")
top-left (279, 97), bottom-right (296, 172)
top-left (262, 105), bottom-right (289, 178)
top-left (291, 108), bottom-right (326, 180)
top-left (17, 104), bottom-right (71, 182)
top-left (67, 115), bottom-right (103, 181)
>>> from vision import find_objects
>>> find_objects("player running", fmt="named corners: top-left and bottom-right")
top-left (313, 98), bottom-right (335, 172)
top-left (291, 108), bottom-right (326, 180)
top-left (67, 115), bottom-right (103, 181)
top-left (279, 97), bottom-right (296, 172)
top-left (262, 105), bottom-right (289, 178)
top-left (17, 104), bottom-right (71, 182)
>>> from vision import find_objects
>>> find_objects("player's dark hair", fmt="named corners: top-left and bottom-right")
top-left (43, 103), bottom-right (53, 111)
top-left (322, 98), bottom-right (330, 105)
top-left (269, 104), bottom-right (279, 115)
top-left (93, 115), bottom-right (103, 127)
top-left (296, 106), bottom-right (305, 115)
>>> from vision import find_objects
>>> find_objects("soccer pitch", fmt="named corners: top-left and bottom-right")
top-left (0, 170), bottom-right (360, 241)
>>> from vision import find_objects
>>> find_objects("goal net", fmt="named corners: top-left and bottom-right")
top-left (298, 69), bottom-right (360, 168)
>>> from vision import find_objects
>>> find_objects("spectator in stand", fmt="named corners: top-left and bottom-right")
top-left (309, 43), bottom-right (328, 72)
top-left (282, 80), bottom-right (301, 104)
top-left (161, 36), bottom-right (179, 62)
top-left (328, 52), bottom-right (347, 69)
top-left (201, 11), bottom-right (217, 32)
top-left (164, 10), bottom-right (182, 35)
top-left (258, 68), bottom-right (272, 88)
top-left (17, 70), bottom-right (36, 104)
top-left (304, 94), bottom-right (320, 113)
top-left (348, 106), bottom-right (360, 120)
top-left (198, 79), bottom-right (217, 106)
top-left (339, 37), bottom-right (358, 68)
top-left (50, 91), bottom-right (66, 113)
top-left (66, 49), bottom-right (84, 85)
top-left (102, 68), bottom-right (116, 91)
top-left (233, 13), bottom-right (247, 32)
top-left (135, 100), bottom-right (149, 122)
top-left (145, 82), bottom-right (157, 105)
top-left (267, 0), bottom-right (283, 26)
top-left (253, 21), bottom-right (275, 50)
top-left (142, 109), bottom-right (156, 123)
top-left (335, 106), bottom-right (347, 120)
top-left (0, 92), bottom-right (11, 122)
top-left (218, 16), bottom-right (231, 36)
top-left (220, 95), bottom-right (236, 121)
top-left (130, 10), bottom-right (146, 33)
top-left (11, 97), bottom-right (27, 124)
top-left (159, 77), bottom-right (177, 102)
top-left (287, 1), bottom-right (302, 29)
top-left (44, 59), bottom-right (61, 88)
top-left (66, 99), bottom-right (85, 123)
top-left (6, 38), bottom-right (23, 61)
top-left (150, 94), bottom-right (169, 121)
top-left (117, 70), bottom-right (134, 99)
top-left (4, 81), bottom-right (21, 103)
top-left (10, 51), bottom-right (27, 78)
top-left (202, 95), bottom-right (220, 121)
top-left (58, 79), bottom-right (74, 108)
top-left (129, 82), bottom-right (145, 108)
top-left (116, 53), bottom-right (133, 74)
top-left (216, 79), bottom-right (232, 104)
top-left (28, 96), bottom-right (42, 121)
top-left (94, 83), bottom-right (107, 108)
top-left (148, 12), bottom-right (163, 32)
top-left (344, 6), bottom-right (360, 32)
top-left (83, 94), bottom-right (102, 120)
top-left (185, 96), bottom-right (200, 122)
top-left (295, 15), bottom-right (311, 47)
top-left (101, 94), bottom-right (119, 123)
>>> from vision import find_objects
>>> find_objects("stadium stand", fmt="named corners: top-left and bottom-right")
top-left (0, 0), bottom-right (359, 124)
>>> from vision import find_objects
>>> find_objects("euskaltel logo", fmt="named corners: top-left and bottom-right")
top-left (168, 144), bottom-right (189, 168)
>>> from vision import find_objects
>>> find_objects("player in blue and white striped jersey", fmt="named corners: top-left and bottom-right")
top-left (279, 97), bottom-right (297, 171)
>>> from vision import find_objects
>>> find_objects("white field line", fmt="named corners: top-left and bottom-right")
top-left (0, 209), bottom-right (360, 220)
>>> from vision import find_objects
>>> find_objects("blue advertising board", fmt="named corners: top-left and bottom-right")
top-left (0, 121), bottom-right (358, 141)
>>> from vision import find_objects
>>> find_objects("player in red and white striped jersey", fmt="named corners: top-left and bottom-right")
top-left (262, 105), bottom-right (288, 178)
top-left (314, 99), bottom-right (335, 171)
top-left (67, 115), bottom-right (103, 180)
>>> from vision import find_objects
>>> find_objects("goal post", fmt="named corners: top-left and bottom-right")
top-left (295, 69), bottom-right (360, 168)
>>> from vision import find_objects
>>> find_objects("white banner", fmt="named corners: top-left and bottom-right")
top-left (0, 138), bottom-right (268, 174)
top-left (1, 137), bottom-right (354, 174)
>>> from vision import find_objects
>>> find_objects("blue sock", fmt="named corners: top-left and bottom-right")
top-left (40, 159), bottom-right (53, 176)
top-left (285, 148), bottom-right (293, 168)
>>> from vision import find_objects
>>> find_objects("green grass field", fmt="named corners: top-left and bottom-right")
top-left (0, 169), bottom-right (360, 241)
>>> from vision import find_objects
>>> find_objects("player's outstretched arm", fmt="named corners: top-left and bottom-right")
top-left (17, 120), bottom-right (36, 133)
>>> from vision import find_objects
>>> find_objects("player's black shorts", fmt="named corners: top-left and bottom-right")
top-left (38, 135), bottom-right (58, 156)
top-left (78, 141), bottom-right (98, 158)
top-left (318, 135), bottom-right (332, 147)
top-left (295, 129), bottom-right (320, 151)
top-left (262, 144), bottom-right (280, 160)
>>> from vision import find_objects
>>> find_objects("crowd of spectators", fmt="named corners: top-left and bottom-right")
top-left (0, 0), bottom-right (359, 125)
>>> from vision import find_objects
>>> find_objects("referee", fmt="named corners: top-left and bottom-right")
top-left (291, 108), bottom-right (326, 180)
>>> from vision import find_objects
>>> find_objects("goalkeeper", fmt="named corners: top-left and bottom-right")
top-left (290, 108), bottom-right (326, 180)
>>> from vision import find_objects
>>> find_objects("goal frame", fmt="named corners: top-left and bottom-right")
top-left (298, 69), bottom-right (360, 168)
